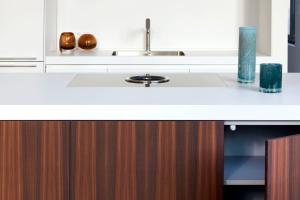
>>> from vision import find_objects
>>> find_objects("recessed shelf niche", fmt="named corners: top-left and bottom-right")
top-left (45, 0), bottom-right (288, 69)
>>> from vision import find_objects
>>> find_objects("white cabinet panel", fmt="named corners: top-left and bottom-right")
top-left (0, 62), bottom-right (44, 72)
top-left (46, 65), bottom-right (107, 73)
top-left (0, 0), bottom-right (44, 61)
top-left (107, 65), bottom-right (190, 73)
top-left (46, 65), bottom-right (189, 73)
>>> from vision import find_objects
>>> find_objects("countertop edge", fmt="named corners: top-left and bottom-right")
top-left (1, 105), bottom-right (299, 120)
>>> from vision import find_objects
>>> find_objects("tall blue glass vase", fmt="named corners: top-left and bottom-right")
top-left (238, 27), bottom-right (257, 83)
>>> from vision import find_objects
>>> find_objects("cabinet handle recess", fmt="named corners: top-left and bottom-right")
top-left (0, 57), bottom-right (37, 61)
top-left (0, 65), bottom-right (37, 68)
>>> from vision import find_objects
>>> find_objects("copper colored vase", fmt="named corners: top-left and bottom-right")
top-left (59, 32), bottom-right (76, 52)
top-left (78, 34), bottom-right (97, 50)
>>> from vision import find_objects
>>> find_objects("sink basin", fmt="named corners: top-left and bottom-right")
top-left (112, 51), bottom-right (185, 56)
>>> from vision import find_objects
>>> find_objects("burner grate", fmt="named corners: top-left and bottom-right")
top-left (125, 74), bottom-right (170, 87)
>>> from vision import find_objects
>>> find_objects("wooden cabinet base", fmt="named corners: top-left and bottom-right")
top-left (0, 121), bottom-right (69, 200)
top-left (71, 121), bottom-right (224, 200)
top-left (0, 120), bottom-right (223, 200)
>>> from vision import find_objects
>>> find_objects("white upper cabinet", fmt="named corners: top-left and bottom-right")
top-left (0, 0), bottom-right (44, 61)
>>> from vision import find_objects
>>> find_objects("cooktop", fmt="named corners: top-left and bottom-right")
top-left (68, 73), bottom-right (226, 87)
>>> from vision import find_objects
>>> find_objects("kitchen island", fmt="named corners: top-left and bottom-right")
top-left (0, 73), bottom-right (300, 120)
top-left (0, 73), bottom-right (300, 200)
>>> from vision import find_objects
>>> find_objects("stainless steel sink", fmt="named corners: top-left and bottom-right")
top-left (112, 51), bottom-right (185, 56)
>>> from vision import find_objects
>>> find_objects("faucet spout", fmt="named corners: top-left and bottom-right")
top-left (145, 18), bottom-right (151, 52)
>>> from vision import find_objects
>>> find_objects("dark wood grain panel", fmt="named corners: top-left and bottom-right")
top-left (0, 121), bottom-right (69, 200)
top-left (196, 121), bottom-right (224, 200)
top-left (0, 121), bottom-right (26, 200)
top-left (71, 121), bottom-right (97, 200)
top-left (266, 134), bottom-right (300, 200)
top-left (39, 121), bottom-right (70, 200)
top-left (71, 121), bottom-right (224, 200)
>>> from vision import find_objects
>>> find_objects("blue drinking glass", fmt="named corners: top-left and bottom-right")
top-left (238, 27), bottom-right (257, 83)
top-left (259, 63), bottom-right (282, 93)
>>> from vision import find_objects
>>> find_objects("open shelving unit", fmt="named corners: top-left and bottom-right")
top-left (224, 124), bottom-right (300, 200)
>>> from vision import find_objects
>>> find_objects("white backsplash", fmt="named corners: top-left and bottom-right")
top-left (57, 0), bottom-right (264, 50)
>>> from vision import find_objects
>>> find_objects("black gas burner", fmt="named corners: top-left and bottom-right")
top-left (125, 74), bottom-right (170, 87)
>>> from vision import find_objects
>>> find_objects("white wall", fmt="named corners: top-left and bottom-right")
top-left (45, 0), bottom-right (57, 52)
top-left (57, 0), bottom-right (270, 51)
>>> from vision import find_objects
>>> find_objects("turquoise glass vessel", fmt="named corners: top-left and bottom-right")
top-left (259, 63), bottom-right (282, 93)
top-left (238, 27), bottom-right (257, 83)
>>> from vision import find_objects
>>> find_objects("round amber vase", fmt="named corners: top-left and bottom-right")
top-left (78, 34), bottom-right (97, 50)
top-left (59, 32), bottom-right (76, 52)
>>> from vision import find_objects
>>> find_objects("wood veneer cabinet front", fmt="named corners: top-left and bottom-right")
top-left (70, 121), bottom-right (224, 200)
top-left (266, 134), bottom-right (300, 200)
top-left (0, 121), bottom-right (69, 200)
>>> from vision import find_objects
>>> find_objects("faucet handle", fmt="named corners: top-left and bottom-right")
top-left (146, 18), bottom-right (150, 30)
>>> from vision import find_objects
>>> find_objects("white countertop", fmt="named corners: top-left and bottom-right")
top-left (0, 73), bottom-right (299, 120)
top-left (46, 50), bottom-right (273, 65)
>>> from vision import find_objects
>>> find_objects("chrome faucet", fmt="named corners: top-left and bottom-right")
top-left (145, 18), bottom-right (151, 52)
top-left (111, 18), bottom-right (185, 56)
